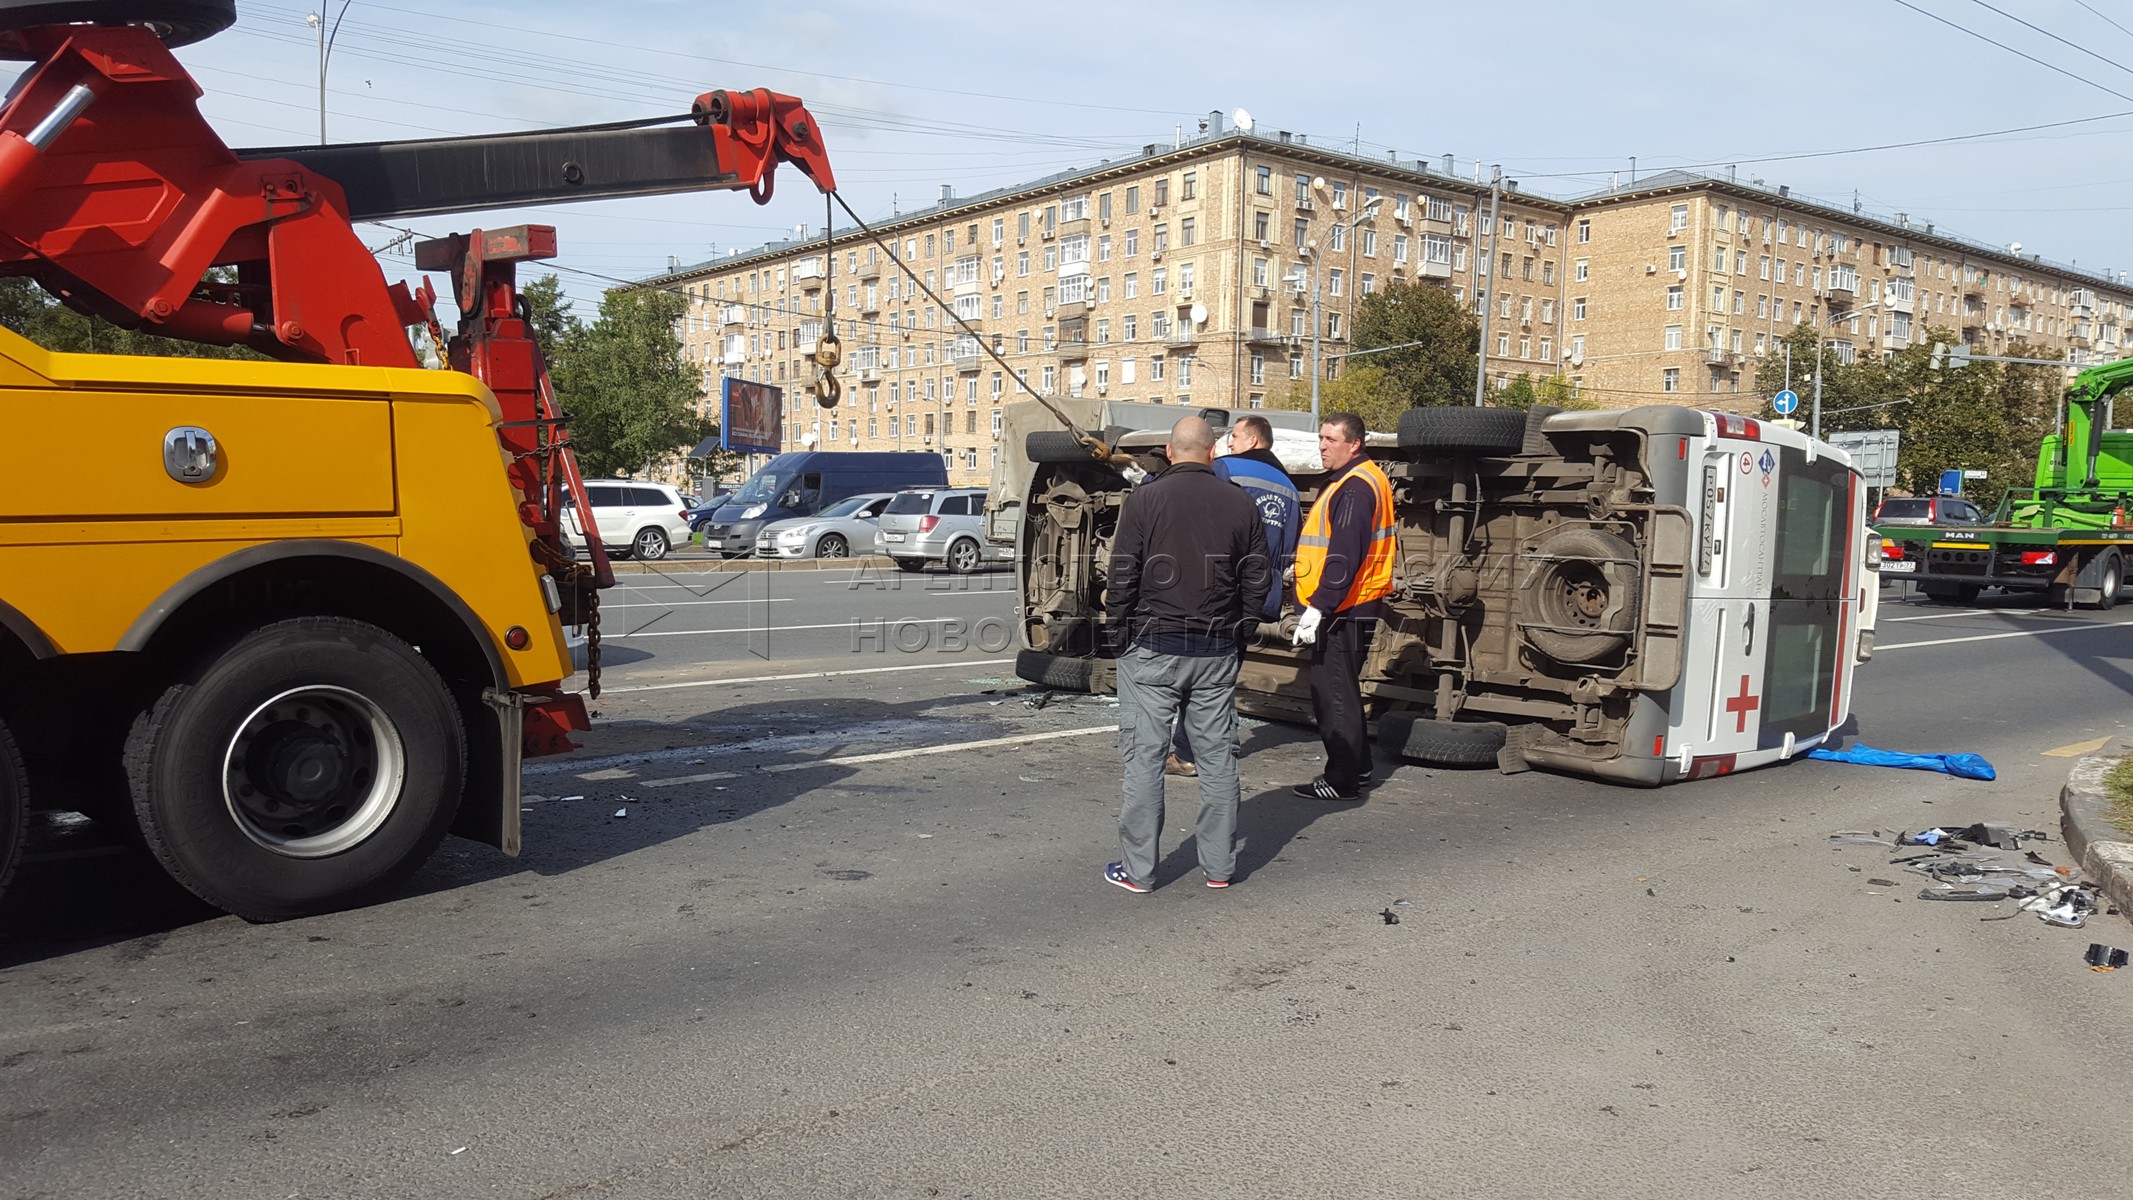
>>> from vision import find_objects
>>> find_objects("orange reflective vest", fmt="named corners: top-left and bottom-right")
top-left (1295, 458), bottom-right (1395, 613)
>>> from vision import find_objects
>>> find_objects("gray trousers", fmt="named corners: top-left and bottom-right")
top-left (1116, 645), bottom-right (1241, 887)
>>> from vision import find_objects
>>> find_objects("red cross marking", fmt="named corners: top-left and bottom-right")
top-left (1724, 674), bottom-right (1761, 734)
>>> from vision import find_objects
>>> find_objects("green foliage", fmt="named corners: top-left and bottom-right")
top-left (1751, 322), bottom-right (2058, 510)
top-left (1496, 372), bottom-right (1599, 411)
top-left (0, 276), bottom-right (262, 360)
top-left (1267, 363), bottom-right (1409, 431)
top-left (1351, 280), bottom-right (1481, 406)
top-left (546, 283), bottom-right (711, 478)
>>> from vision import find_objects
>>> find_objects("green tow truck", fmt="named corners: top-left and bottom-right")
top-left (1877, 356), bottom-right (2133, 607)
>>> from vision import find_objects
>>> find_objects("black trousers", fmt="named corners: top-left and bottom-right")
top-left (1308, 616), bottom-right (1375, 792)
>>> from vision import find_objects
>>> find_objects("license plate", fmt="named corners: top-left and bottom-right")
top-left (1884, 560), bottom-right (1916, 573)
top-left (884, 532), bottom-right (906, 542)
top-left (703, 538), bottom-right (723, 549)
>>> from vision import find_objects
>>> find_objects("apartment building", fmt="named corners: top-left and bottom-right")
top-left (654, 127), bottom-right (2133, 486)
top-left (658, 120), bottom-right (1561, 485)
top-left (1566, 170), bottom-right (2133, 406)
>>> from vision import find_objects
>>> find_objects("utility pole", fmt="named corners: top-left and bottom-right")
top-left (1309, 250), bottom-right (1322, 426)
top-left (307, 3), bottom-right (352, 145)
top-left (1472, 164), bottom-right (1502, 407)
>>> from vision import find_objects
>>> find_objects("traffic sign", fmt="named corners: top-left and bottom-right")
top-left (1772, 389), bottom-right (1799, 415)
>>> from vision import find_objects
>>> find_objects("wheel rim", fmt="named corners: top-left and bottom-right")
top-left (1544, 562), bottom-right (1610, 630)
top-left (222, 685), bottom-right (406, 859)
top-left (951, 541), bottom-right (978, 571)
top-left (635, 529), bottom-right (666, 558)
top-left (819, 535), bottom-right (848, 558)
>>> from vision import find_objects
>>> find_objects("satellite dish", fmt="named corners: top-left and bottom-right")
top-left (1190, 303), bottom-right (1209, 325)
top-left (800, 431), bottom-right (819, 448)
top-left (1231, 107), bottom-right (1254, 133)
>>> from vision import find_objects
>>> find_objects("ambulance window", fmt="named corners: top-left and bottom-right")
top-left (1760, 451), bottom-right (1851, 745)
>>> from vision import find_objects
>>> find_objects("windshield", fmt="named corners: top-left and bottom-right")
top-left (730, 471), bottom-right (785, 505)
top-left (818, 495), bottom-right (874, 519)
top-left (886, 492), bottom-right (936, 515)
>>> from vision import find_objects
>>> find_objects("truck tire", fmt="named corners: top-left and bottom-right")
top-left (1521, 405), bottom-right (1563, 456)
top-left (2097, 553), bottom-right (2120, 611)
top-left (1396, 407), bottom-right (1528, 454)
top-left (124, 617), bottom-right (465, 922)
top-left (1027, 430), bottom-right (1096, 463)
top-left (1016, 648), bottom-right (1099, 692)
top-left (1522, 527), bottom-right (1642, 664)
top-left (0, 717), bottom-right (25, 906)
top-left (1377, 710), bottom-right (1507, 766)
top-left (0, 1), bottom-right (234, 58)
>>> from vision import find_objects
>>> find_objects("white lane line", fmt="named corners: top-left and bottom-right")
top-left (602, 598), bottom-right (797, 610)
top-left (1879, 617), bottom-right (2133, 651)
top-left (602, 657), bottom-right (1015, 694)
top-left (597, 616), bottom-right (996, 640)
top-left (638, 725), bottom-right (1113, 788)
top-left (1884, 609), bottom-right (1990, 622)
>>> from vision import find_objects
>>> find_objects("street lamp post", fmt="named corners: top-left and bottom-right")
top-left (1472, 164), bottom-right (1502, 407)
top-left (307, 3), bottom-right (352, 145)
top-left (1814, 299), bottom-right (1880, 440)
top-left (1287, 196), bottom-right (1381, 427)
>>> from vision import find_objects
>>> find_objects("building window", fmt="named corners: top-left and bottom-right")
top-left (1662, 367), bottom-right (1680, 393)
top-left (1573, 297), bottom-right (1587, 320)
top-left (1250, 352), bottom-right (1265, 384)
top-left (1256, 166), bottom-right (1272, 195)
top-left (1664, 324), bottom-right (1682, 351)
top-left (1181, 171), bottom-right (1196, 200)
top-left (1669, 204), bottom-right (1688, 234)
top-left (1669, 245), bottom-right (1686, 272)
top-left (1124, 229), bottom-right (1139, 257)
top-left (1180, 217), bottom-right (1196, 247)
top-left (1666, 285), bottom-right (1683, 310)
top-left (1124, 185), bottom-right (1139, 214)
top-left (1576, 218), bottom-right (1591, 243)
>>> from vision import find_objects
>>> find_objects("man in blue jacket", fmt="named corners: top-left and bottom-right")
top-left (1166, 415), bottom-right (1300, 777)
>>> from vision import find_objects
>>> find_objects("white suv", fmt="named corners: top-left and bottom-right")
top-left (562, 480), bottom-right (692, 560)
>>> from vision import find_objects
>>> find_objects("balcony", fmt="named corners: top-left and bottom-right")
top-left (1246, 326), bottom-right (1287, 345)
top-left (1056, 338), bottom-right (1088, 361)
top-left (857, 260), bottom-right (880, 281)
top-left (1168, 327), bottom-right (1199, 347)
top-left (1824, 276), bottom-right (1857, 305)
top-left (793, 259), bottom-right (826, 289)
top-left (1704, 347), bottom-right (1735, 367)
top-left (1419, 258), bottom-right (1452, 279)
top-left (1961, 276), bottom-right (1986, 299)
top-left (719, 305), bottom-right (746, 326)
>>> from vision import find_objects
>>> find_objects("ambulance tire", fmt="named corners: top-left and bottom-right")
top-left (0, 717), bottom-right (25, 907)
top-left (0, 1), bottom-right (234, 57)
top-left (1523, 528), bottom-right (1642, 665)
top-left (1026, 431), bottom-right (1095, 463)
top-left (1520, 406), bottom-right (1563, 456)
top-left (1377, 711), bottom-right (1507, 767)
top-left (1396, 407), bottom-right (1528, 455)
top-left (1015, 648), bottom-right (1098, 693)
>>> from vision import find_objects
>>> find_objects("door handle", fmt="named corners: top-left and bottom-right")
top-left (1742, 608), bottom-right (1755, 656)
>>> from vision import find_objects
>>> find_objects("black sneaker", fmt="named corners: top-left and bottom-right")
top-left (1292, 776), bottom-right (1361, 802)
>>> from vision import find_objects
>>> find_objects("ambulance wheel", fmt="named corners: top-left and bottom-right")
top-left (0, 1), bottom-right (235, 58)
top-left (1377, 711), bottom-right (1506, 767)
top-left (1396, 407), bottom-right (1528, 455)
top-left (1015, 648), bottom-right (1099, 693)
top-left (1522, 528), bottom-right (1641, 665)
top-left (1027, 431), bottom-right (1096, 463)
top-left (1520, 406), bottom-right (1563, 456)
top-left (123, 617), bottom-right (464, 922)
top-left (0, 717), bottom-right (26, 907)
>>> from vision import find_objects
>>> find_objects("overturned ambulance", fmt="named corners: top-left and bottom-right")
top-left (992, 403), bottom-right (1881, 786)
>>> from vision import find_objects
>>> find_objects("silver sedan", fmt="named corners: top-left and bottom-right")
top-left (752, 492), bottom-right (896, 559)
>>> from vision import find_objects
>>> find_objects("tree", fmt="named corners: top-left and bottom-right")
top-left (1349, 280), bottom-right (1481, 406)
top-left (1268, 363), bottom-right (1408, 431)
top-left (1495, 372), bottom-right (1597, 411)
top-left (547, 284), bottom-right (710, 478)
top-left (0, 275), bottom-right (261, 360)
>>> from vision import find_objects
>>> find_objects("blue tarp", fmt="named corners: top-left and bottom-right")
top-left (1806, 743), bottom-right (1996, 781)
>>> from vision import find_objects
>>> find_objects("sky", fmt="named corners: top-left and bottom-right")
top-left (22, 0), bottom-right (2133, 318)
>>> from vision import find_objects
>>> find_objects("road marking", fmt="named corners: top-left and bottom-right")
top-left (597, 616), bottom-right (1001, 640)
top-left (1884, 609), bottom-right (1989, 622)
top-left (602, 657), bottom-right (1016, 694)
top-left (637, 725), bottom-right (1114, 788)
top-left (2043, 736), bottom-right (2113, 758)
top-left (600, 597), bottom-right (796, 610)
top-left (1879, 617), bottom-right (2133, 651)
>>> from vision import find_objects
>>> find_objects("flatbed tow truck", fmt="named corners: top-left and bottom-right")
top-left (1878, 355), bottom-right (2133, 608)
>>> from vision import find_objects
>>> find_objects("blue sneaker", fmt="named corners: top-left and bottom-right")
top-left (1104, 862), bottom-right (1152, 893)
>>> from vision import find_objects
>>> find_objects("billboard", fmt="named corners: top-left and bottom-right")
top-left (721, 378), bottom-right (783, 455)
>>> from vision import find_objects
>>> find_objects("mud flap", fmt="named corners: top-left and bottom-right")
top-left (450, 689), bottom-right (526, 857)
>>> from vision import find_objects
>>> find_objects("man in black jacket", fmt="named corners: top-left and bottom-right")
top-left (1101, 416), bottom-right (1274, 893)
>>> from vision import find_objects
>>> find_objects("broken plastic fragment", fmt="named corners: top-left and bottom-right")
top-left (613, 807), bottom-right (628, 818)
top-left (2084, 944), bottom-right (2128, 972)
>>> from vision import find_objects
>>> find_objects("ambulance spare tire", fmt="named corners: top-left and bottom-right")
top-left (0, 716), bottom-right (26, 906)
top-left (0, 1), bottom-right (235, 58)
top-left (1520, 405), bottom-right (1563, 456)
top-left (1523, 527), bottom-right (1642, 665)
top-left (1026, 431), bottom-right (1097, 464)
top-left (1376, 710), bottom-right (1507, 767)
top-left (1016, 648), bottom-right (1099, 692)
top-left (1396, 407), bottom-right (1528, 455)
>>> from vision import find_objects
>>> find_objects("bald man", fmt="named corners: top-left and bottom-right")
top-left (1100, 416), bottom-right (1274, 893)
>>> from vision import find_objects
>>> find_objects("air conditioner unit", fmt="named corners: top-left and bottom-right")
top-left (1178, 286), bottom-right (1193, 299)
top-left (1258, 239), bottom-right (1271, 250)
top-left (1397, 213), bottom-right (1411, 226)
top-left (1646, 264), bottom-right (1657, 275)
top-left (1148, 207), bottom-right (1162, 220)
top-left (1041, 229), bottom-right (1055, 240)
top-left (1095, 383), bottom-right (1107, 395)
top-left (1296, 199), bottom-right (1313, 212)
top-left (1151, 250), bottom-right (1163, 261)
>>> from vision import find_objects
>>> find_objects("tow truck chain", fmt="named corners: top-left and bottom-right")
top-left (531, 539), bottom-right (603, 699)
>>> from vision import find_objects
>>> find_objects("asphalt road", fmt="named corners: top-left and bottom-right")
top-left (4, 580), bottom-right (2131, 1199)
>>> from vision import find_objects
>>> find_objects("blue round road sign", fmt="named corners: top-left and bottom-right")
top-left (1772, 389), bottom-right (1799, 415)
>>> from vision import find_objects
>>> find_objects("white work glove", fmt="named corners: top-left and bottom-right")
top-left (1291, 606), bottom-right (1323, 647)
top-left (1121, 464), bottom-right (1150, 486)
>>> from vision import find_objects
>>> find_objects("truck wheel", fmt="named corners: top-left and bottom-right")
top-left (1396, 407), bottom-right (1528, 454)
top-left (2098, 554), bottom-right (2120, 611)
top-left (1027, 430), bottom-right (1097, 464)
top-left (0, 718), bottom-right (25, 906)
top-left (1521, 528), bottom-right (1641, 664)
top-left (947, 538), bottom-right (983, 574)
top-left (124, 617), bottom-right (465, 922)
top-left (0, 1), bottom-right (235, 58)
top-left (632, 527), bottom-right (670, 561)
top-left (1015, 648), bottom-right (1099, 692)
top-left (1377, 711), bottom-right (1507, 766)
top-left (815, 533), bottom-right (849, 559)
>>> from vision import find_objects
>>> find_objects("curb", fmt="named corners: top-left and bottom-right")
top-left (2060, 741), bottom-right (2133, 927)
